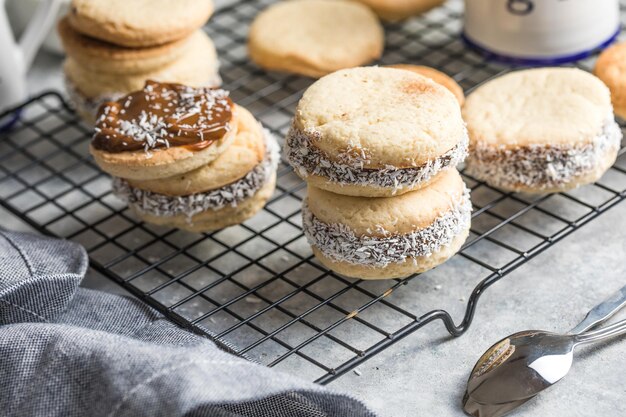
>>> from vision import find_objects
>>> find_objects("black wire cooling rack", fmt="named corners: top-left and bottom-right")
top-left (1, 0), bottom-right (626, 384)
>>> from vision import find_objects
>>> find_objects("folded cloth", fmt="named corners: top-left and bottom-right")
top-left (0, 229), bottom-right (377, 417)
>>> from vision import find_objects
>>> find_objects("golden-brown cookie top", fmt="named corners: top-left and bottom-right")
top-left (389, 64), bottom-right (464, 106)
top-left (463, 68), bottom-right (614, 148)
top-left (595, 41), bottom-right (626, 116)
top-left (58, 18), bottom-right (199, 74)
top-left (248, 0), bottom-right (384, 78)
top-left (68, 0), bottom-right (214, 47)
top-left (306, 168), bottom-right (467, 236)
top-left (294, 67), bottom-right (465, 168)
top-left (63, 31), bottom-right (220, 99)
top-left (127, 106), bottom-right (265, 196)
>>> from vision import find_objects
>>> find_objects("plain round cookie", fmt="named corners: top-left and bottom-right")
top-left (304, 169), bottom-right (471, 280)
top-left (463, 67), bottom-right (621, 193)
top-left (64, 31), bottom-right (220, 99)
top-left (463, 68), bottom-right (613, 148)
top-left (133, 174), bottom-right (276, 232)
top-left (67, 0), bottom-right (214, 47)
top-left (594, 41), bottom-right (626, 120)
top-left (127, 106), bottom-right (265, 195)
top-left (248, 0), bottom-right (384, 78)
top-left (90, 106), bottom-right (239, 181)
top-left (64, 31), bottom-right (221, 122)
top-left (353, 0), bottom-right (444, 20)
top-left (389, 64), bottom-right (464, 106)
top-left (58, 17), bottom-right (192, 75)
top-left (294, 67), bottom-right (464, 168)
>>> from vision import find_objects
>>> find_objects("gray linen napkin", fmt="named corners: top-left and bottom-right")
top-left (0, 228), bottom-right (377, 417)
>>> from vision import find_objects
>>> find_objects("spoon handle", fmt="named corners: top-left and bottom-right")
top-left (574, 318), bottom-right (626, 346)
top-left (569, 284), bottom-right (626, 334)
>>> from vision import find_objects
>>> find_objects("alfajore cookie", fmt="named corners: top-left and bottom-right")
top-left (594, 41), bottom-right (626, 120)
top-left (67, 0), bottom-right (214, 47)
top-left (353, 0), bottom-right (444, 21)
top-left (113, 106), bottom-right (280, 232)
top-left (303, 169), bottom-right (471, 280)
top-left (285, 67), bottom-right (468, 197)
top-left (248, 0), bottom-right (384, 78)
top-left (90, 81), bottom-right (237, 181)
top-left (62, 30), bottom-right (221, 123)
top-left (389, 64), bottom-right (464, 106)
top-left (463, 68), bottom-right (622, 193)
top-left (58, 17), bottom-right (192, 75)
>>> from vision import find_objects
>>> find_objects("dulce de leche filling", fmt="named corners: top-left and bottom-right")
top-left (92, 80), bottom-right (233, 153)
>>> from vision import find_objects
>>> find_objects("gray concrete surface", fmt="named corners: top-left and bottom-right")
top-left (338, 204), bottom-right (626, 416)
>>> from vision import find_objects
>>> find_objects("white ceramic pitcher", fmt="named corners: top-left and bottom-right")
top-left (0, 0), bottom-right (62, 113)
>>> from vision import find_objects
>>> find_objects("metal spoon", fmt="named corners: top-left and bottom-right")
top-left (463, 284), bottom-right (626, 417)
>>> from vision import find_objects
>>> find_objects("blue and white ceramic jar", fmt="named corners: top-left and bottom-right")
top-left (463, 0), bottom-right (621, 64)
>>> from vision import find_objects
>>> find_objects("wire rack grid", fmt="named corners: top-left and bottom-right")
top-left (1, 0), bottom-right (626, 385)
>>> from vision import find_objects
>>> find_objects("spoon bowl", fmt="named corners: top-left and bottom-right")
top-left (463, 319), bottom-right (626, 417)
top-left (463, 331), bottom-right (575, 416)
top-left (462, 284), bottom-right (626, 417)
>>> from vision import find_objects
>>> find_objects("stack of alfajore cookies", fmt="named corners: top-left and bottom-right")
top-left (90, 81), bottom-right (280, 232)
top-left (58, 0), bottom-right (221, 123)
top-left (285, 67), bottom-right (472, 280)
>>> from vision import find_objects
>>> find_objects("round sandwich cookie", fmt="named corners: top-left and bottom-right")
top-left (58, 17), bottom-right (194, 75)
top-left (285, 67), bottom-right (468, 197)
top-left (594, 41), bottom-right (626, 120)
top-left (67, 0), bottom-right (214, 47)
top-left (90, 80), bottom-right (237, 181)
top-left (63, 30), bottom-right (221, 122)
top-left (388, 64), bottom-right (464, 106)
top-left (353, 0), bottom-right (444, 21)
top-left (113, 107), bottom-right (280, 232)
top-left (248, 0), bottom-right (384, 78)
top-left (303, 169), bottom-right (471, 280)
top-left (463, 68), bottom-right (623, 193)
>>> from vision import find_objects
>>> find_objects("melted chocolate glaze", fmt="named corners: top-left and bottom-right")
top-left (92, 80), bottom-right (233, 153)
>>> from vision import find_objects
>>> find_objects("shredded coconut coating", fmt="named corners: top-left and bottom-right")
top-left (113, 128), bottom-right (280, 220)
top-left (284, 125), bottom-right (469, 193)
top-left (465, 117), bottom-right (623, 190)
top-left (303, 188), bottom-right (472, 268)
top-left (64, 75), bottom-right (123, 117)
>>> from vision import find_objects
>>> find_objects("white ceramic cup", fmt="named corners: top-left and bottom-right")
top-left (0, 0), bottom-right (62, 114)
top-left (463, 0), bottom-right (621, 64)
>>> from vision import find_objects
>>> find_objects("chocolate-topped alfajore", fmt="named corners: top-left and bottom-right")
top-left (92, 80), bottom-right (233, 153)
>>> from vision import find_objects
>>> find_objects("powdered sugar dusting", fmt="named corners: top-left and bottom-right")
top-left (303, 187), bottom-right (472, 268)
top-left (465, 117), bottom-right (623, 191)
top-left (285, 125), bottom-right (468, 193)
top-left (113, 128), bottom-right (280, 220)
